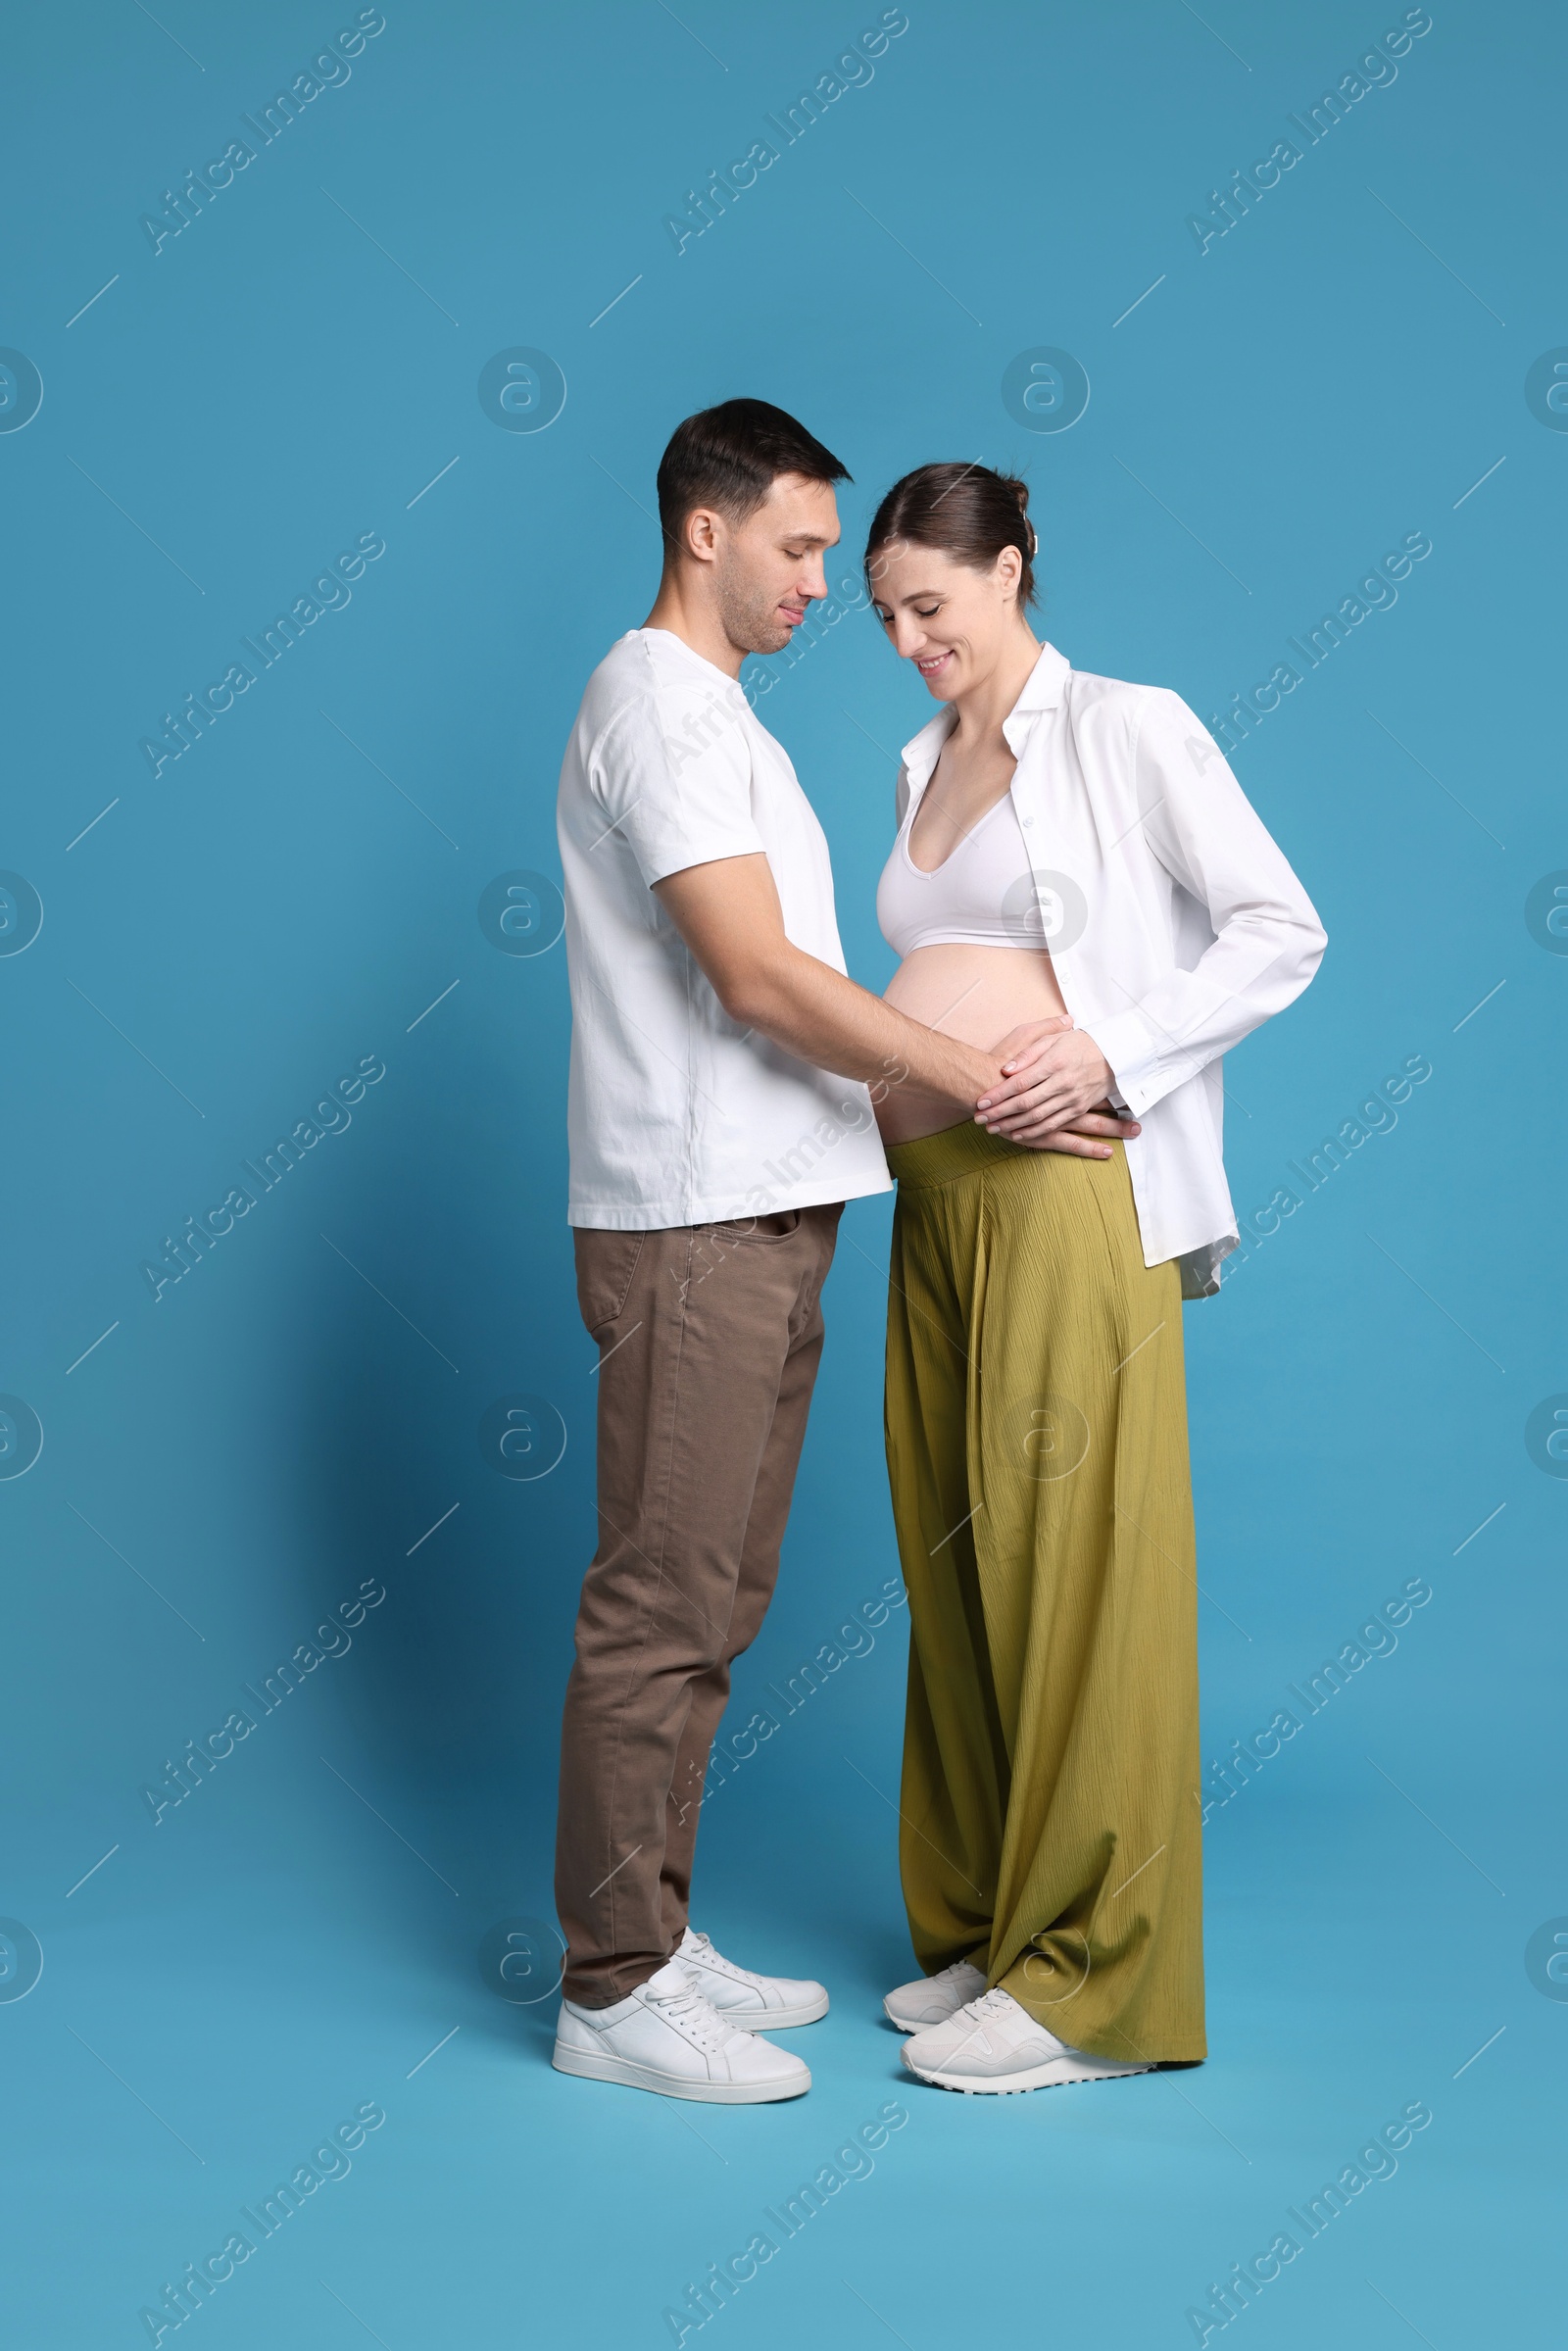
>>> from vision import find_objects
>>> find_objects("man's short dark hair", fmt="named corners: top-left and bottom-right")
top-left (656, 398), bottom-right (850, 546)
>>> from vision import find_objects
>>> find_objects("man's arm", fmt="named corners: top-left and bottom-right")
top-left (653, 856), bottom-right (1138, 1156)
top-left (654, 855), bottom-right (996, 1111)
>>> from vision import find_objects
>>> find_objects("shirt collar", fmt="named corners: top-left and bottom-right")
top-left (899, 641), bottom-right (1071, 787)
top-left (636, 626), bottom-right (748, 701)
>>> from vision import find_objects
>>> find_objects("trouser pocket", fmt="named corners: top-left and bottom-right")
top-left (573, 1229), bottom-right (647, 1335)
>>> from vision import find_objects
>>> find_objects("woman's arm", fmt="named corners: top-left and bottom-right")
top-left (978, 689), bottom-right (1326, 1134)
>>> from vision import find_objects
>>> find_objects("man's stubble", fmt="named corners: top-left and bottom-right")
top-left (713, 554), bottom-right (794, 661)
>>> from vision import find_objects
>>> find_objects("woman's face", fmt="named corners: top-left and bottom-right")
top-left (868, 540), bottom-right (1025, 701)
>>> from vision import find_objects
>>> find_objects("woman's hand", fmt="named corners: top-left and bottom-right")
top-left (989, 1014), bottom-right (1073, 1059)
top-left (976, 1021), bottom-right (1136, 1150)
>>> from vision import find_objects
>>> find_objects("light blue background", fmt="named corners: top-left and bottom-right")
top-left (2, 3), bottom-right (1561, 2344)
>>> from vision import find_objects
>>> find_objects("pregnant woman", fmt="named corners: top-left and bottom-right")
top-left (865, 463), bottom-right (1325, 2094)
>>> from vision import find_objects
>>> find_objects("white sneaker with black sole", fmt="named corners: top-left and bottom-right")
top-left (552, 1959), bottom-right (810, 2104)
top-left (901, 1986), bottom-right (1152, 2095)
top-left (675, 1928), bottom-right (829, 2029)
top-left (882, 1957), bottom-right (987, 2033)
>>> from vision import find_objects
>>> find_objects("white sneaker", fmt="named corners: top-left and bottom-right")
top-left (552, 1960), bottom-right (810, 2104)
top-left (676, 1927), bottom-right (829, 2029)
top-left (882, 1957), bottom-right (987, 2033)
top-left (902, 1986), bottom-right (1152, 2095)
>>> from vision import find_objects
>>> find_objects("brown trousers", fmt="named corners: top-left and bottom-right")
top-left (555, 1203), bottom-right (842, 2007)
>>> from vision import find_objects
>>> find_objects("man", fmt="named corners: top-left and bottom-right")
top-left (551, 399), bottom-right (1131, 2105)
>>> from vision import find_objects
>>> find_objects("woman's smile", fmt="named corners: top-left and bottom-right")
top-left (915, 648), bottom-right (956, 684)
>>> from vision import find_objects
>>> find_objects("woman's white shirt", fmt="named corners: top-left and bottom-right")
top-left (893, 641), bottom-right (1326, 1296)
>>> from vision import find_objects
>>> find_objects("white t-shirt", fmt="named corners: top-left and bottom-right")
top-left (557, 628), bottom-right (893, 1230)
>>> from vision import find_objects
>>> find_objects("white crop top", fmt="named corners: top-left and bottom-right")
top-left (876, 789), bottom-right (1041, 955)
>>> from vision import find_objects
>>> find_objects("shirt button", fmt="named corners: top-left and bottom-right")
top-left (1021, 815), bottom-right (1033, 827)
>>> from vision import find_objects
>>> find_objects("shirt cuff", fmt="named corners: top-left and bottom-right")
top-left (636, 828), bottom-right (767, 889)
top-left (1081, 1009), bottom-right (1199, 1120)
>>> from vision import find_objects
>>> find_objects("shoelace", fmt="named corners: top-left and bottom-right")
top-left (961, 1988), bottom-right (1017, 2023)
top-left (683, 1932), bottom-right (757, 1984)
top-left (948, 1987), bottom-right (1066, 2056)
top-left (647, 1978), bottom-right (737, 2051)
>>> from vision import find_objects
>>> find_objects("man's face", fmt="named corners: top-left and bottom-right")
top-left (704, 472), bottom-right (841, 658)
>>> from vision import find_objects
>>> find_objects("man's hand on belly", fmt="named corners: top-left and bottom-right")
top-left (976, 1022), bottom-right (1139, 1153)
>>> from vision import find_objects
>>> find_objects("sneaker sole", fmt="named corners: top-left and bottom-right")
top-left (717, 1989), bottom-right (830, 2030)
top-left (902, 2048), bottom-right (1152, 2095)
top-left (552, 2042), bottom-right (810, 2103)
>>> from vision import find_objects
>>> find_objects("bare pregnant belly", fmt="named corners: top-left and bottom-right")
top-left (879, 943), bottom-right (1067, 1146)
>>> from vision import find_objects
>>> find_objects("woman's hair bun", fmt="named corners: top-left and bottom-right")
top-left (1004, 475), bottom-right (1039, 557)
top-left (864, 462), bottom-right (1042, 610)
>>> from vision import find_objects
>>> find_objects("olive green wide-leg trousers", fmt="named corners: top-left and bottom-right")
top-left (883, 1121), bottom-right (1205, 2065)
